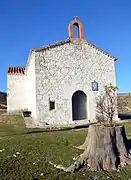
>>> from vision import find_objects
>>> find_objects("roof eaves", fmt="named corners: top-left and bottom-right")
top-left (7, 66), bottom-right (26, 75)
top-left (87, 41), bottom-right (117, 61)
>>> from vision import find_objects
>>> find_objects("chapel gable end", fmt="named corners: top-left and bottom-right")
top-left (32, 17), bottom-right (117, 60)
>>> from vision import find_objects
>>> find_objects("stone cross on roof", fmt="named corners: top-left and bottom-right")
top-left (73, 16), bottom-right (79, 20)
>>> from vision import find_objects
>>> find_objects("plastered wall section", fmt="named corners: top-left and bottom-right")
top-left (7, 74), bottom-right (28, 112)
top-left (7, 52), bottom-right (37, 116)
top-left (35, 39), bottom-right (116, 125)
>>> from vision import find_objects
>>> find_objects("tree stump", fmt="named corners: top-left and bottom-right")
top-left (51, 125), bottom-right (131, 172)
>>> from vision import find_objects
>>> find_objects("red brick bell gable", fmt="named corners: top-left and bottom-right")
top-left (68, 16), bottom-right (84, 39)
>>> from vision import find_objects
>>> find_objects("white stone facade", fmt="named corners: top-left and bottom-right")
top-left (7, 17), bottom-right (117, 127)
top-left (35, 39), bottom-right (116, 126)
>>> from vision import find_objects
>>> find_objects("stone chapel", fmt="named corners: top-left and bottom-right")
top-left (7, 17), bottom-right (117, 127)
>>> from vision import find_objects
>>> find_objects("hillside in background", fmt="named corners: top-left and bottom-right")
top-left (0, 91), bottom-right (7, 106)
top-left (0, 91), bottom-right (131, 114)
top-left (117, 93), bottom-right (131, 114)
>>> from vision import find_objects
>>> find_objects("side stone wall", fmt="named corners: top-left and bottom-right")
top-left (35, 39), bottom-right (116, 126)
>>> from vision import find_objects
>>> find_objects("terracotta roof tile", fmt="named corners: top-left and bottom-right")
top-left (7, 66), bottom-right (25, 75)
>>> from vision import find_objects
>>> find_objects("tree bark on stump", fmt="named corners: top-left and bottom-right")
top-left (54, 125), bottom-right (131, 172)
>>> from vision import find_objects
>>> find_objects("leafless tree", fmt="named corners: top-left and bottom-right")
top-left (96, 84), bottom-right (118, 124)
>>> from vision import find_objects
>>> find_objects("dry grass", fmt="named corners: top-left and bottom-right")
top-left (0, 115), bottom-right (131, 179)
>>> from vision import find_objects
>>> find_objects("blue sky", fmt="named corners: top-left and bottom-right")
top-left (0, 0), bottom-right (131, 93)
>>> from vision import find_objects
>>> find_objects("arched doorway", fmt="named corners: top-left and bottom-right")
top-left (72, 91), bottom-right (87, 120)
